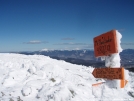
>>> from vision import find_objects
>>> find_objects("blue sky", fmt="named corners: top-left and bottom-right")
top-left (0, 0), bottom-right (134, 52)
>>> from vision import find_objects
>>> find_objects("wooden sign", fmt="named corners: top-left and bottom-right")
top-left (93, 30), bottom-right (118, 57)
top-left (92, 67), bottom-right (124, 80)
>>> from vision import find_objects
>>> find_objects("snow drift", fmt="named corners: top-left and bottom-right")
top-left (0, 53), bottom-right (133, 101)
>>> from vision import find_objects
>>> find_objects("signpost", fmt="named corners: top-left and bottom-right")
top-left (92, 67), bottom-right (124, 80)
top-left (92, 30), bottom-right (127, 88)
top-left (94, 30), bottom-right (118, 57)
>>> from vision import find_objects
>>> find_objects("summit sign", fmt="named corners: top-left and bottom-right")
top-left (93, 30), bottom-right (118, 57)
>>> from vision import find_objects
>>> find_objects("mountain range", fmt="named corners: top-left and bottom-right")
top-left (15, 49), bottom-right (134, 69)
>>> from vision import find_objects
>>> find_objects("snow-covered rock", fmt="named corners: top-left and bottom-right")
top-left (0, 53), bottom-right (133, 101)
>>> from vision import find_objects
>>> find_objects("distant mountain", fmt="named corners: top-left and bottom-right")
top-left (120, 49), bottom-right (134, 67)
top-left (17, 50), bottom-right (96, 60)
top-left (16, 49), bottom-right (134, 68)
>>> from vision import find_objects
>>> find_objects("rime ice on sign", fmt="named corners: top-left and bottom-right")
top-left (105, 30), bottom-right (122, 68)
top-left (93, 30), bottom-right (128, 88)
top-left (93, 30), bottom-right (122, 67)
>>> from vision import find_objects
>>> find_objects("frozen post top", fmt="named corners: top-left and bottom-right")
top-left (105, 30), bottom-right (123, 68)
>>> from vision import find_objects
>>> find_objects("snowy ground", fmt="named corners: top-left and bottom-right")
top-left (0, 53), bottom-right (133, 101)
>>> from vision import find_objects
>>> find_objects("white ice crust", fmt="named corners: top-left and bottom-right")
top-left (0, 53), bottom-right (133, 101)
top-left (101, 30), bottom-right (130, 89)
top-left (104, 30), bottom-right (123, 68)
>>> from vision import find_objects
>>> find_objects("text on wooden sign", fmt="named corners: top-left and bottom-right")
top-left (93, 30), bottom-right (118, 57)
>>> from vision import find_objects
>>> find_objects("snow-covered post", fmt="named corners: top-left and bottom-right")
top-left (104, 30), bottom-right (123, 88)
top-left (93, 30), bottom-right (128, 88)
top-left (105, 30), bottom-right (122, 68)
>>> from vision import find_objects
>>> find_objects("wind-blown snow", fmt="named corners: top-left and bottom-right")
top-left (105, 30), bottom-right (122, 68)
top-left (102, 30), bottom-right (127, 88)
top-left (0, 53), bottom-right (133, 101)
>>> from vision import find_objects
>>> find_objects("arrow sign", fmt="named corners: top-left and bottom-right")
top-left (92, 67), bottom-right (124, 79)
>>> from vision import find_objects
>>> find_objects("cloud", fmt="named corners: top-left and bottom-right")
top-left (54, 42), bottom-right (90, 45)
top-left (53, 42), bottom-right (94, 50)
top-left (117, 29), bottom-right (125, 32)
top-left (59, 44), bottom-right (94, 50)
top-left (121, 43), bottom-right (134, 45)
top-left (61, 38), bottom-right (75, 40)
top-left (24, 40), bottom-right (48, 44)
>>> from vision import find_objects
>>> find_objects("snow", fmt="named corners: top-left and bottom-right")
top-left (101, 30), bottom-right (128, 88)
top-left (0, 53), bottom-right (133, 101)
top-left (104, 30), bottom-right (123, 68)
